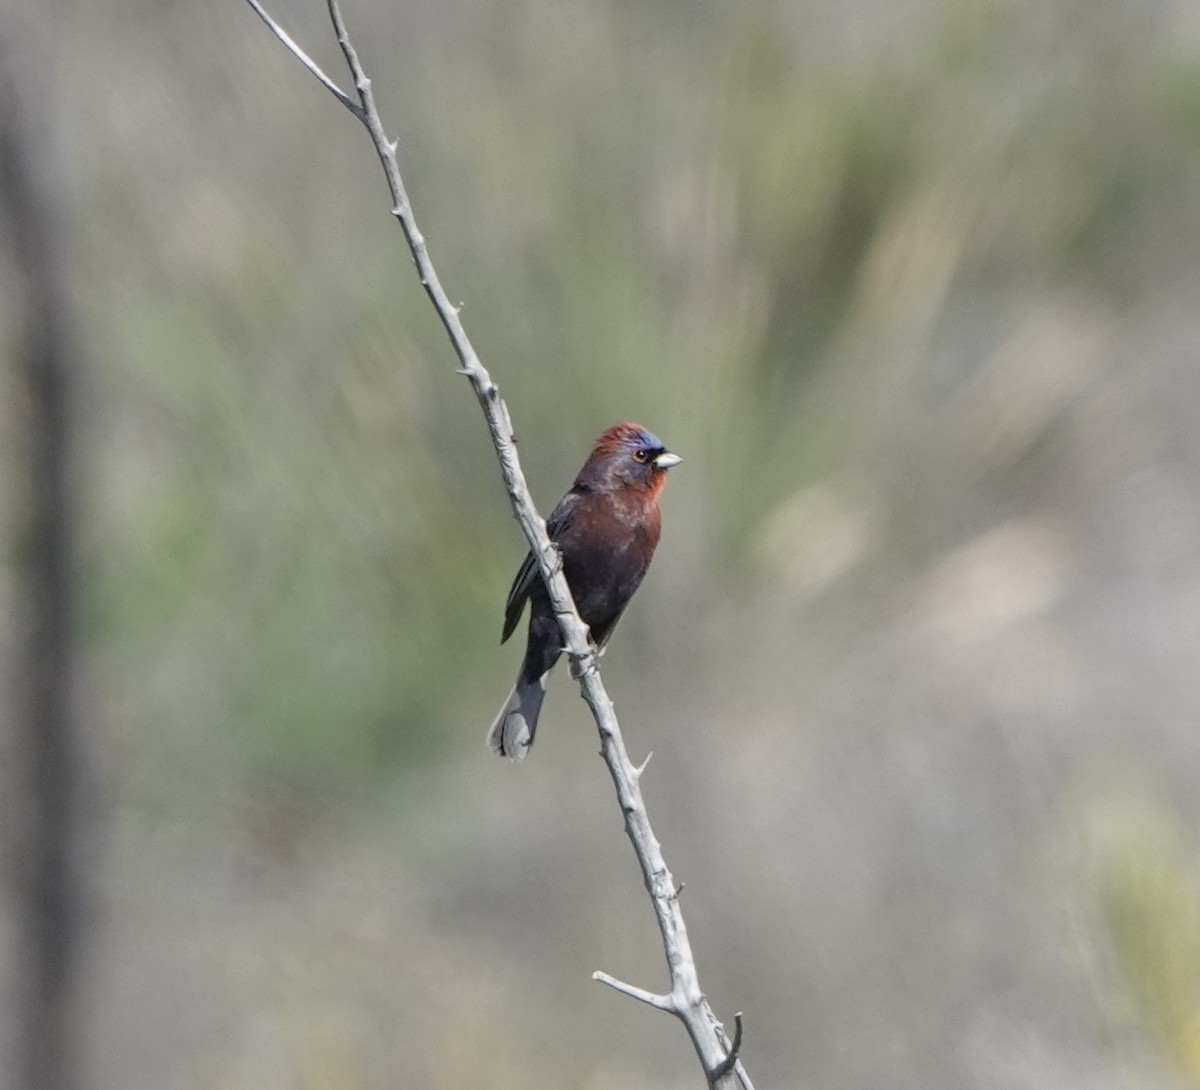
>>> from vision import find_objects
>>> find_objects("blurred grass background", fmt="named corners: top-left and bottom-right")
top-left (5, 0), bottom-right (1200, 1086)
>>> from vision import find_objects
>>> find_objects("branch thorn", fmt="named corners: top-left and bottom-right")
top-left (710, 1011), bottom-right (744, 1081)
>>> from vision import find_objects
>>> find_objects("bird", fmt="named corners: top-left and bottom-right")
top-left (487, 422), bottom-right (682, 759)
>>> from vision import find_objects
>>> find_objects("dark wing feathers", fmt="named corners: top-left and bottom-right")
top-left (500, 493), bottom-right (579, 643)
top-left (500, 552), bottom-right (537, 642)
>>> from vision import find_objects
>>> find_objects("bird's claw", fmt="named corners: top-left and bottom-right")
top-left (541, 541), bottom-right (564, 577)
top-left (568, 651), bottom-right (598, 680)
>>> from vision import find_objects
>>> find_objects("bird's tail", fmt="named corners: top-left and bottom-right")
top-left (486, 674), bottom-right (548, 760)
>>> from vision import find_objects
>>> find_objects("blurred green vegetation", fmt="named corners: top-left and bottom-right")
top-left (72, 0), bottom-right (1200, 818)
top-left (1076, 783), bottom-right (1200, 1084)
top-left (6, 0), bottom-right (1200, 1086)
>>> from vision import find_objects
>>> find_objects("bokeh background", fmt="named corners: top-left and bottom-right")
top-left (5, 0), bottom-right (1200, 1086)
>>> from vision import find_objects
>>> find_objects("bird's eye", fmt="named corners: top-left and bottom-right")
top-left (633, 449), bottom-right (650, 463)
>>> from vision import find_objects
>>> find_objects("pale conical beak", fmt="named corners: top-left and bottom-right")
top-left (653, 451), bottom-right (683, 469)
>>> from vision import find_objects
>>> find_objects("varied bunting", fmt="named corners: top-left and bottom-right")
top-left (487, 422), bottom-right (682, 759)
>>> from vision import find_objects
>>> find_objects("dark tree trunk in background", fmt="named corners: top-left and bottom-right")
top-left (1, 23), bottom-right (86, 1090)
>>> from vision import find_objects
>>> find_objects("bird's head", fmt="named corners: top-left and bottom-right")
top-left (577, 422), bottom-right (682, 495)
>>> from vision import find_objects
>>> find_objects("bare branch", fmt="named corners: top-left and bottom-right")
top-left (239, 4), bottom-right (755, 1088)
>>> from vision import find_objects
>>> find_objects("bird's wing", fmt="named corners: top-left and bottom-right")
top-left (500, 493), bottom-right (578, 643)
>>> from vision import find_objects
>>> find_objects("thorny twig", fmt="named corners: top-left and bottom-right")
top-left (240, 4), bottom-right (754, 1086)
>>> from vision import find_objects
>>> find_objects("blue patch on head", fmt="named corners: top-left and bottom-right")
top-left (630, 428), bottom-right (664, 452)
